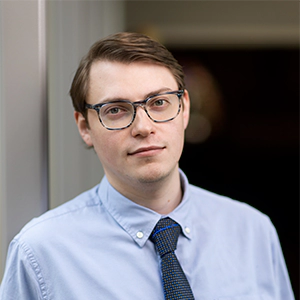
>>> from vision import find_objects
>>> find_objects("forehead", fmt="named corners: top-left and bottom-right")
top-left (88, 60), bottom-right (178, 103)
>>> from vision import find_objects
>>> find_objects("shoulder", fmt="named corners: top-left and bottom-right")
top-left (187, 183), bottom-right (281, 264)
top-left (188, 183), bottom-right (273, 232)
top-left (15, 184), bottom-right (101, 245)
top-left (1, 184), bottom-right (103, 299)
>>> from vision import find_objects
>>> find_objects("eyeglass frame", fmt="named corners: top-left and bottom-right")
top-left (85, 90), bottom-right (184, 130)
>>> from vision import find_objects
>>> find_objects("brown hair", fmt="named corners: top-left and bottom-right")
top-left (69, 32), bottom-right (185, 120)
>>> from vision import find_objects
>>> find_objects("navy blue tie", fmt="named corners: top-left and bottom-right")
top-left (150, 217), bottom-right (194, 300)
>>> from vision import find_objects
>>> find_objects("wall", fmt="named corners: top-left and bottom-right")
top-left (125, 1), bottom-right (298, 48)
top-left (0, 0), bottom-right (48, 277)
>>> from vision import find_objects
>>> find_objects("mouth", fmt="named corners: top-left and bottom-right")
top-left (128, 146), bottom-right (165, 157)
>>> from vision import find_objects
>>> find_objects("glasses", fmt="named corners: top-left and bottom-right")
top-left (85, 90), bottom-right (184, 130)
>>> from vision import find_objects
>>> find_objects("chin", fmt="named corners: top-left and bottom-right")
top-left (137, 175), bottom-right (164, 184)
top-left (134, 165), bottom-right (172, 185)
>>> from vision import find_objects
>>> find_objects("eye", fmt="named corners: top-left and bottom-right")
top-left (108, 107), bottom-right (122, 115)
top-left (101, 102), bottom-right (133, 121)
top-left (148, 97), bottom-right (170, 110)
top-left (102, 103), bottom-right (128, 115)
top-left (153, 99), bottom-right (165, 106)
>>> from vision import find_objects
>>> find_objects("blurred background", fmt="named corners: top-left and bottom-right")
top-left (0, 0), bottom-right (298, 296)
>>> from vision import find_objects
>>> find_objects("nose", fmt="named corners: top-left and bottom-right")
top-left (130, 106), bottom-right (155, 137)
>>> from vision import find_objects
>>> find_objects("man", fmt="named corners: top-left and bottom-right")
top-left (0, 32), bottom-right (294, 299)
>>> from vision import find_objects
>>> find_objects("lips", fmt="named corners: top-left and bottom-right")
top-left (128, 146), bottom-right (165, 156)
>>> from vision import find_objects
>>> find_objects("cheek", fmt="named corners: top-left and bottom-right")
top-left (169, 122), bottom-right (185, 158)
top-left (91, 132), bottom-right (122, 165)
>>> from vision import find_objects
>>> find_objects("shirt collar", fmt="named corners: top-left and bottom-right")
top-left (97, 169), bottom-right (193, 248)
top-left (168, 170), bottom-right (193, 240)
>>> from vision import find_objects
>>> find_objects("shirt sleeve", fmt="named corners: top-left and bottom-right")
top-left (0, 238), bottom-right (47, 300)
top-left (269, 221), bottom-right (295, 300)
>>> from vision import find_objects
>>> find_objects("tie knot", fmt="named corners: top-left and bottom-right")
top-left (150, 217), bottom-right (181, 257)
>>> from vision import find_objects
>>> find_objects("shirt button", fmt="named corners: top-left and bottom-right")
top-left (185, 227), bottom-right (191, 234)
top-left (136, 231), bottom-right (144, 239)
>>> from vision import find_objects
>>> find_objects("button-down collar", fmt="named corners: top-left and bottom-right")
top-left (98, 169), bottom-right (193, 247)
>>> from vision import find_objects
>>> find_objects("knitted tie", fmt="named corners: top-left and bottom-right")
top-left (150, 217), bottom-right (194, 300)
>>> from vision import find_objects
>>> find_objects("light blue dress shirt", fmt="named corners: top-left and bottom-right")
top-left (0, 170), bottom-right (294, 300)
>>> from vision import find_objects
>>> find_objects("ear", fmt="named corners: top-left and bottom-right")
top-left (182, 89), bottom-right (190, 130)
top-left (74, 111), bottom-right (93, 147)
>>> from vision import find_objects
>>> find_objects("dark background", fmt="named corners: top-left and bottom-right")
top-left (174, 48), bottom-right (299, 298)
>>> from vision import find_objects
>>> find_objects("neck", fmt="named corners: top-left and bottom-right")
top-left (108, 169), bottom-right (182, 215)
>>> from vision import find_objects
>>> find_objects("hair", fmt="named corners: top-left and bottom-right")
top-left (69, 32), bottom-right (185, 121)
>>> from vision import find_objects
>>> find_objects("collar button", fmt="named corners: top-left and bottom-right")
top-left (136, 231), bottom-right (144, 239)
top-left (184, 227), bottom-right (191, 234)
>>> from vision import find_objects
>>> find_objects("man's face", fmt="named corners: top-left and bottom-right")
top-left (75, 60), bottom-right (190, 193)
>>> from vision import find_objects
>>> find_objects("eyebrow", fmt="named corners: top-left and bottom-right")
top-left (97, 87), bottom-right (174, 104)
